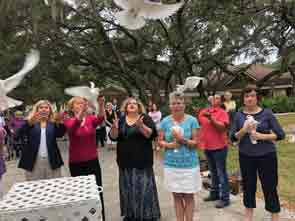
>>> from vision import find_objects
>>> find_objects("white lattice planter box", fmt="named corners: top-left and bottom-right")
top-left (0, 175), bottom-right (102, 221)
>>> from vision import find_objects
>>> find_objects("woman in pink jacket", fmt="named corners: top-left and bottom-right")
top-left (64, 95), bottom-right (106, 221)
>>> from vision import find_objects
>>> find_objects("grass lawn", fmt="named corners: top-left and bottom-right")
top-left (226, 142), bottom-right (295, 205)
top-left (276, 113), bottom-right (295, 128)
top-left (198, 142), bottom-right (295, 205)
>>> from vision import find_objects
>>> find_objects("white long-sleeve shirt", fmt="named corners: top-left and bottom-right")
top-left (38, 128), bottom-right (48, 158)
top-left (148, 111), bottom-right (162, 129)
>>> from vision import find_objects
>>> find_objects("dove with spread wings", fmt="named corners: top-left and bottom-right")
top-left (114, 0), bottom-right (184, 30)
top-left (64, 82), bottom-right (100, 112)
top-left (0, 50), bottom-right (40, 111)
top-left (176, 76), bottom-right (205, 93)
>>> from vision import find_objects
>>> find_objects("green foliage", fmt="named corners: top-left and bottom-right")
top-left (227, 141), bottom-right (295, 204)
top-left (261, 96), bottom-right (295, 113)
top-left (0, 0), bottom-right (295, 106)
top-left (159, 103), bottom-right (170, 118)
top-left (185, 97), bottom-right (209, 115)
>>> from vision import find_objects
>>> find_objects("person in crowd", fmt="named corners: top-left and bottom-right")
top-left (0, 112), bottom-right (5, 127)
top-left (4, 116), bottom-right (13, 161)
top-left (0, 125), bottom-right (7, 199)
top-left (9, 111), bottom-right (26, 159)
top-left (96, 121), bottom-right (106, 148)
top-left (148, 103), bottom-right (162, 151)
top-left (158, 92), bottom-right (201, 221)
top-left (198, 93), bottom-right (231, 208)
top-left (148, 103), bottom-right (162, 130)
top-left (112, 98), bottom-right (119, 113)
top-left (223, 91), bottom-right (237, 129)
top-left (207, 95), bottom-right (213, 107)
top-left (64, 96), bottom-right (106, 221)
top-left (105, 102), bottom-right (117, 150)
top-left (17, 100), bottom-right (66, 181)
top-left (147, 100), bottom-right (153, 114)
top-left (109, 97), bottom-right (161, 221)
top-left (230, 85), bottom-right (285, 221)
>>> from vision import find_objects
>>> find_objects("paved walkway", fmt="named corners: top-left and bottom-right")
top-left (1, 143), bottom-right (294, 221)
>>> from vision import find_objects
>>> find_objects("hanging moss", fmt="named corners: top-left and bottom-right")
top-left (51, 0), bottom-right (58, 21)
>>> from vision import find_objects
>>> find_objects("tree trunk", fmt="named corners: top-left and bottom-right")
top-left (288, 67), bottom-right (295, 96)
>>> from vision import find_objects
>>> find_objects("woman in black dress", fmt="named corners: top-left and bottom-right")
top-left (109, 97), bottom-right (161, 221)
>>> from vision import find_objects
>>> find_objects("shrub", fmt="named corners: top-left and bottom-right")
top-left (185, 96), bottom-right (295, 114)
top-left (260, 96), bottom-right (295, 113)
top-left (186, 97), bottom-right (209, 115)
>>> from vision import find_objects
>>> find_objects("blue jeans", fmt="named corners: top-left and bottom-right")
top-left (205, 147), bottom-right (230, 202)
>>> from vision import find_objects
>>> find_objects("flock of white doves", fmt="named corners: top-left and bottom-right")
top-left (1, 0), bottom-right (204, 112)
top-left (44, 0), bottom-right (184, 30)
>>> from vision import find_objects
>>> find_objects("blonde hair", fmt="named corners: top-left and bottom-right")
top-left (15, 111), bottom-right (23, 117)
top-left (224, 91), bottom-right (232, 99)
top-left (106, 102), bottom-right (113, 108)
top-left (120, 97), bottom-right (146, 114)
top-left (27, 100), bottom-right (55, 122)
top-left (67, 97), bottom-right (87, 115)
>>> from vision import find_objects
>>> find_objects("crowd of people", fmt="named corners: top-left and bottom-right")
top-left (0, 84), bottom-right (286, 221)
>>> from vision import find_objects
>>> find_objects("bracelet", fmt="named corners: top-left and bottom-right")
top-left (160, 142), bottom-right (168, 148)
top-left (180, 138), bottom-right (188, 145)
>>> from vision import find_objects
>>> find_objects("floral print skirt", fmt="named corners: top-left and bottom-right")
top-left (119, 167), bottom-right (161, 220)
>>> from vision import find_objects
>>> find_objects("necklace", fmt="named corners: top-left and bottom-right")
top-left (126, 115), bottom-right (139, 126)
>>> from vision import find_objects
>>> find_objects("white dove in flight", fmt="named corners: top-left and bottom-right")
top-left (64, 81), bottom-right (100, 112)
top-left (114, 0), bottom-right (184, 30)
top-left (0, 49), bottom-right (40, 111)
top-left (175, 76), bottom-right (204, 93)
top-left (183, 76), bottom-right (205, 90)
top-left (176, 84), bottom-right (185, 93)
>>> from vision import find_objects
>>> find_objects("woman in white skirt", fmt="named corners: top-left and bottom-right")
top-left (158, 92), bottom-right (202, 221)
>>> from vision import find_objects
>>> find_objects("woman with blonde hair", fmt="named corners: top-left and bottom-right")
top-left (109, 97), bottom-right (161, 221)
top-left (223, 91), bottom-right (236, 112)
top-left (158, 92), bottom-right (201, 221)
top-left (17, 100), bottom-right (66, 181)
top-left (64, 95), bottom-right (106, 221)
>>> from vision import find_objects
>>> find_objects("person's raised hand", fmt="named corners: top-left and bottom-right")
top-left (28, 112), bottom-right (41, 125)
top-left (135, 115), bottom-right (145, 129)
top-left (75, 108), bottom-right (86, 121)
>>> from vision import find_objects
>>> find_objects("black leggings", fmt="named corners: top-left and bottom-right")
top-left (69, 158), bottom-right (105, 221)
top-left (96, 127), bottom-right (106, 147)
top-left (239, 152), bottom-right (280, 213)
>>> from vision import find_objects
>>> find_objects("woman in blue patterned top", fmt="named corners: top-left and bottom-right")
top-left (231, 85), bottom-right (285, 221)
top-left (158, 92), bottom-right (201, 221)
